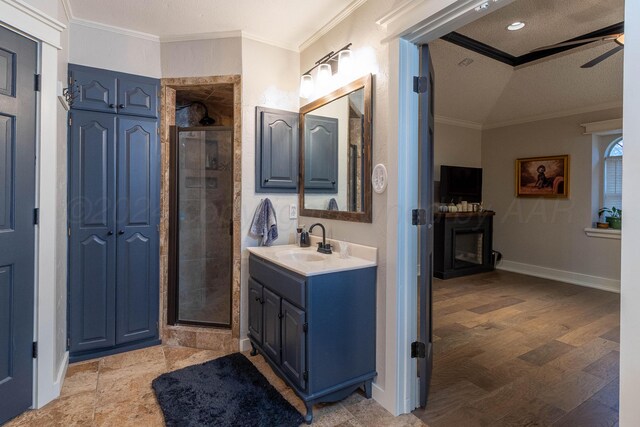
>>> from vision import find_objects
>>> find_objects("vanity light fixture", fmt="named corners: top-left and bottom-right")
top-left (299, 43), bottom-right (352, 99)
top-left (507, 21), bottom-right (526, 31)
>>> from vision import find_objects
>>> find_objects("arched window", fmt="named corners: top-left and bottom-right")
top-left (603, 138), bottom-right (623, 210)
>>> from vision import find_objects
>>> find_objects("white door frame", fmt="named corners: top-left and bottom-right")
top-left (0, 0), bottom-right (66, 409)
top-left (381, 0), bottom-right (517, 414)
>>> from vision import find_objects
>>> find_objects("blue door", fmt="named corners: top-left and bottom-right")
top-left (68, 111), bottom-right (117, 354)
top-left (115, 116), bottom-right (159, 344)
top-left (0, 26), bottom-right (37, 424)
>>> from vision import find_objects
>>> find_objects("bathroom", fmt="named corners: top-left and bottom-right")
top-left (3, 0), bottom-right (638, 425)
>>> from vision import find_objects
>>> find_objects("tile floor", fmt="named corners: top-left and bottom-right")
top-left (5, 345), bottom-right (425, 427)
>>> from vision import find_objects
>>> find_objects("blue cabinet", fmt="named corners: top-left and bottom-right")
top-left (248, 254), bottom-right (376, 424)
top-left (68, 67), bottom-right (160, 362)
top-left (255, 107), bottom-right (299, 193)
top-left (70, 64), bottom-right (158, 118)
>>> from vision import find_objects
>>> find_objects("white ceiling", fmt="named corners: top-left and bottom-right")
top-left (433, 0), bottom-right (624, 127)
top-left (66, 0), bottom-right (360, 49)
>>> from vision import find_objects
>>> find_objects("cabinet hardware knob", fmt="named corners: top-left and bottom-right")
top-left (264, 178), bottom-right (269, 183)
top-left (107, 231), bottom-right (114, 236)
top-left (109, 104), bottom-right (115, 108)
top-left (255, 296), bottom-right (264, 304)
top-left (118, 230), bottom-right (125, 235)
top-left (118, 104), bottom-right (125, 109)
top-left (332, 181), bottom-right (336, 185)
top-left (278, 313), bottom-right (283, 319)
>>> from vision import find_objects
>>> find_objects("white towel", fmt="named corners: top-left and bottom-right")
top-left (249, 198), bottom-right (278, 246)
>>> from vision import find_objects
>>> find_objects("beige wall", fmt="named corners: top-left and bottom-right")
top-left (482, 108), bottom-right (622, 285)
top-left (434, 121), bottom-right (482, 181)
top-left (69, 22), bottom-right (162, 77)
top-left (161, 38), bottom-right (242, 78)
top-left (239, 37), bottom-right (301, 342)
top-left (55, 4), bottom-right (70, 379)
top-left (299, 0), bottom-right (393, 393)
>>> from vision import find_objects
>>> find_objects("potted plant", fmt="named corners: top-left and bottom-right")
top-left (599, 207), bottom-right (622, 230)
top-left (596, 209), bottom-right (610, 229)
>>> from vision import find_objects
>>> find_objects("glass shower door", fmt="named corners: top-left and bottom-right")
top-left (172, 127), bottom-right (233, 327)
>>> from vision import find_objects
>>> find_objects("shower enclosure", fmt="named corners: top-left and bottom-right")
top-left (169, 127), bottom-right (233, 327)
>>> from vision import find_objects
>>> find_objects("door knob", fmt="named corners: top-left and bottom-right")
top-left (118, 230), bottom-right (125, 235)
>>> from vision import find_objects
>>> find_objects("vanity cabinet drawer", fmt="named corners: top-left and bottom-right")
top-left (249, 255), bottom-right (306, 309)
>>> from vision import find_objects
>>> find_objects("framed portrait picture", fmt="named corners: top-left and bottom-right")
top-left (515, 155), bottom-right (569, 198)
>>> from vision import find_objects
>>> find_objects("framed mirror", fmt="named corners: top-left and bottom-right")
top-left (299, 74), bottom-right (372, 222)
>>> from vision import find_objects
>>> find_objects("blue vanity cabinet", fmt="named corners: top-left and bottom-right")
top-left (255, 107), bottom-right (299, 193)
top-left (248, 254), bottom-right (376, 424)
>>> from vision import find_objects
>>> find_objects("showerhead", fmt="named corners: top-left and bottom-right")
top-left (199, 115), bottom-right (216, 126)
top-left (176, 101), bottom-right (216, 126)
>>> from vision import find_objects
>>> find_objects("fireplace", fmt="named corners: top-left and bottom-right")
top-left (434, 211), bottom-right (495, 279)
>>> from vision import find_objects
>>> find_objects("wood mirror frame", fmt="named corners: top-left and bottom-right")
top-left (299, 74), bottom-right (373, 223)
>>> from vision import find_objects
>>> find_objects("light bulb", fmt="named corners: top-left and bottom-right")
top-left (299, 74), bottom-right (314, 99)
top-left (338, 50), bottom-right (353, 78)
top-left (316, 63), bottom-right (332, 94)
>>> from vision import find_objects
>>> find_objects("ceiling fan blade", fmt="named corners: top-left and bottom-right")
top-left (530, 34), bottom-right (622, 53)
top-left (581, 45), bottom-right (624, 68)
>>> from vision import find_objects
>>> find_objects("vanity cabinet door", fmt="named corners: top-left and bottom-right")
top-left (262, 287), bottom-right (282, 363)
top-left (248, 278), bottom-right (264, 345)
top-left (281, 300), bottom-right (306, 390)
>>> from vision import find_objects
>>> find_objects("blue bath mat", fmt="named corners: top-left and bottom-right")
top-left (152, 352), bottom-right (303, 426)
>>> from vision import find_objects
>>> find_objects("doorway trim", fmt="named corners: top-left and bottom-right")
top-left (0, 0), bottom-right (66, 410)
top-left (160, 76), bottom-right (242, 349)
top-left (385, 0), bottom-right (515, 413)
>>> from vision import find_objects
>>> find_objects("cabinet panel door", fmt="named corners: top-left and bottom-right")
top-left (68, 111), bottom-right (117, 353)
top-left (281, 299), bottom-right (306, 390)
top-left (256, 107), bottom-right (298, 192)
top-left (118, 76), bottom-right (158, 118)
top-left (69, 65), bottom-right (117, 114)
top-left (248, 278), bottom-right (263, 345)
top-left (304, 115), bottom-right (338, 193)
top-left (115, 116), bottom-right (159, 344)
top-left (262, 287), bottom-right (281, 363)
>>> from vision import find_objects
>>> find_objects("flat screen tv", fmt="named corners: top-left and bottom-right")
top-left (440, 165), bottom-right (482, 203)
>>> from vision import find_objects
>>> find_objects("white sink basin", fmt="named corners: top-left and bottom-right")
top-left (276, 250), bottom-right (326, 263)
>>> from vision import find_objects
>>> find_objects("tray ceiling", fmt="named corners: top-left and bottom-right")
top-left (433, 0), bottom-right (624, 126)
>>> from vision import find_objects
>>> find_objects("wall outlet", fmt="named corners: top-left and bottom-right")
top-left (289, 204), bottom-right (298, 220)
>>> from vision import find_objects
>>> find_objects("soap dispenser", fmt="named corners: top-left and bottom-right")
top-left (299, 225), bottom-right (310, 247)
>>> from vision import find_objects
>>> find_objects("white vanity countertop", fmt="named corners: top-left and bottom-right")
top-left (247, 237), bottom-right (377, 277)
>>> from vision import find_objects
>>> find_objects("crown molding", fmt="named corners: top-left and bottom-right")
top-left (70, 17), bottom-right (160, 41)
top-left (159, 30), bottom-right (242, 43)
top-left (2, 0), bottom-right (66, 32)
top-left (240, 31), bottom-right (299, 52)
top-left (482, 101), bottom-right (623, 130)
top-left (60, 0), bottom-right (72, 22)
top-left (435, 115), bottom-right (482, 130)
top-left (581, 118), bottom-right (623, 135)
top-left (376, 0), bottom-right (423, 29)
top-left (298, 0), bottom-right (368, 51)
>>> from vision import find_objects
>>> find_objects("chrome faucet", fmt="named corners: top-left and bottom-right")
top-left (309, 223), bottom-right (332, 254)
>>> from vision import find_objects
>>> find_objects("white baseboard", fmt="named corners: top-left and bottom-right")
top-left (53, 351), bottom-right (69, 396)
top-left (497, 260), bottom-right (620, 293)
top-left (239, 338), bottom-right (251, 352)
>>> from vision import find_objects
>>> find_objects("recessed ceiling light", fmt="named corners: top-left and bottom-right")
top-left (507, 22), bottom-right (526, 31)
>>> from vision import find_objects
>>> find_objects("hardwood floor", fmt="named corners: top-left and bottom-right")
top-left (413, 270), bottom-right (620, 427)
